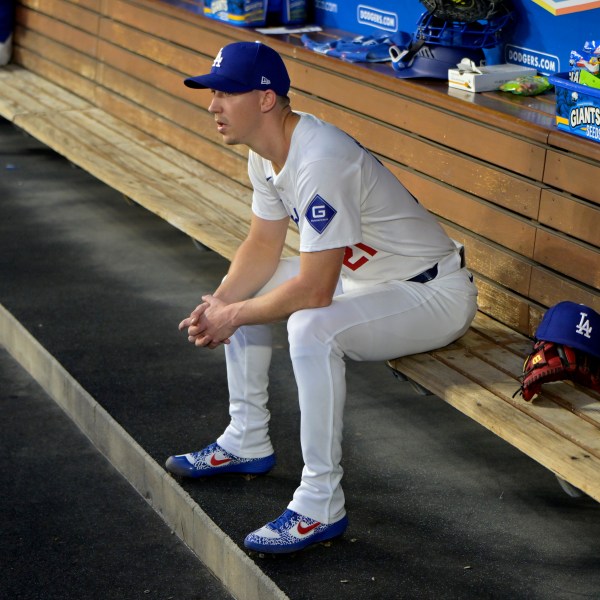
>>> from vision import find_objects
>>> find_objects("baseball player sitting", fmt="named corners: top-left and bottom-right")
top-left (166, 41), bottom-right (478, 554)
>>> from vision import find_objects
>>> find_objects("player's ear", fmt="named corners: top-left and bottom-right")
top-left (259, 89), bottom-right (278, 113)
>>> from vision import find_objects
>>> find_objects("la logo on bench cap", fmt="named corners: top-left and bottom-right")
top-left (535, 301), bottom-right (600, 358)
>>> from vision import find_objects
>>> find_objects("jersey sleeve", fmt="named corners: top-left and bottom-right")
top-left (296, 157), bottom-right (363, 252)
top-left (248, 150), bottom-right (289, 221)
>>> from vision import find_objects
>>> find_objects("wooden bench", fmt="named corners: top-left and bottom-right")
top-left (3, 0), bottom-right (599, 502)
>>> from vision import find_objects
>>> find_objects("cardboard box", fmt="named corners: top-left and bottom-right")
top-left (549, 71), bottom-right (600, 144)
top-left (203, 0), bottom-right (268, 27)
top-left (448, 60), bottom-right (537, 93)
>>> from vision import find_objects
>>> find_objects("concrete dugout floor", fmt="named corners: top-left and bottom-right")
top-left (1, 117), bottom-right (599, 600)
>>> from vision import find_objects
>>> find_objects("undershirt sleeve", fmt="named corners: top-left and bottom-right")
top-left (248, 151), bottom-right (289, 221)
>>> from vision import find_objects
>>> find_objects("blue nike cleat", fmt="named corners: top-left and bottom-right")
top-left (244, 509), bottom-right (349, 554)
top-left (165, 442), bottom-right (275, 478)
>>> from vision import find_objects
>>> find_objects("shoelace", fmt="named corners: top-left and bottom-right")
top-left (192, 443), bottom-right (221, 465)
top-left (269, 510), bottom-right (310, 532)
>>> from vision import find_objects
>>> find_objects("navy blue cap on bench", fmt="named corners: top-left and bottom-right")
top-left (184, 41), bottom-right (291, 97)
top-left (536, 301), bottom-right (600, 358)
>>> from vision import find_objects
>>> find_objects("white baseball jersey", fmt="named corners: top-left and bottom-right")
top-left (248, 112), bottom-right (456, 290)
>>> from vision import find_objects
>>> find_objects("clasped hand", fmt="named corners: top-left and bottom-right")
top-left (178, 295), bottom-right (236, 349)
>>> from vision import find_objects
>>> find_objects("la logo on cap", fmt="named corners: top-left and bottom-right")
top-left (213, 48), bottom-right (224, 68)
top-left (576, 311), bottom-right (593, 339)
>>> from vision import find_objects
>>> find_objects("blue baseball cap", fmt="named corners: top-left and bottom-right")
top-left (390, 43), bottom-right (485, 79)
top-left (536, 301), bottom-right (600, 358)
top-left (184, 41), bottom-right (290, 97)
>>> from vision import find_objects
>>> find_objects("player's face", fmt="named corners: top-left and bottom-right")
top-left (208, 90), bottom-right (262, 146)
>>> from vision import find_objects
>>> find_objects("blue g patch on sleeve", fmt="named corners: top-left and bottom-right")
top-left (306, 195), bottom-right (337, 234)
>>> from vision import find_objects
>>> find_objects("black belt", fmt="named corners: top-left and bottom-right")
top-left (407, 263), bottom-right (438, 284)
top-left (406, 248), bottom-right (465, 284)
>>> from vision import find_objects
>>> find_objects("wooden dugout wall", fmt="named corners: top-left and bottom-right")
top-left (8, 0), bottom-right (600, 337)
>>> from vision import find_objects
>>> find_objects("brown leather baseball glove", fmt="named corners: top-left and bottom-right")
top-left (514, 340), bottom-right (600, 402)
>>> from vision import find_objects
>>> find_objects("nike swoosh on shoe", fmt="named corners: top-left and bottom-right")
top-left (209, 454), bottom-right (232, 467)
top-left (296, 521), bottom-right (321, 536)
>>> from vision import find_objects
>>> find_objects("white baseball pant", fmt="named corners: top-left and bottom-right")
top-left (217, 253), bottom-right (478, 523)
